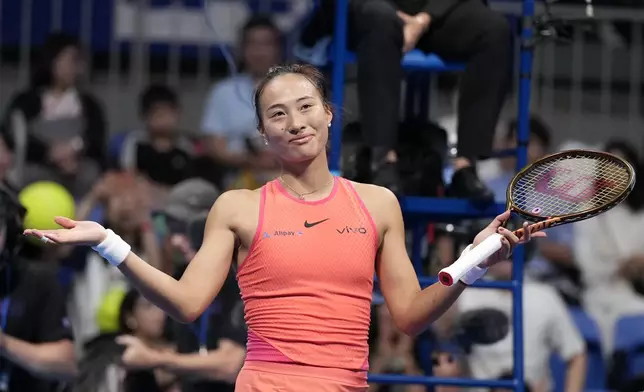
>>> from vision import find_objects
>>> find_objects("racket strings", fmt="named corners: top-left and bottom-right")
top-left (511, 154), bottom-right (631, 218)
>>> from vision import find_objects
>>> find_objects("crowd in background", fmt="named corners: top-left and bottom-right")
top-left (0, 15), bottom-right (281, 392)
top-left (1, 4), bottom-right (644, 392)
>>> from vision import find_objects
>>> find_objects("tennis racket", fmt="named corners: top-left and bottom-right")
top-left (439, 149), bottom-right (636, 286)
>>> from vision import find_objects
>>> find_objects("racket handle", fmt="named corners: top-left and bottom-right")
top-left (513, 218), bottom-right (560, 240)
top-left (438, 233), bottom-right (504, 286)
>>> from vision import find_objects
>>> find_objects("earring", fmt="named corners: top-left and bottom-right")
top-left (328, 123), bottom-right (332, 128)
top-left (263, 137), bottom-right (268, 145)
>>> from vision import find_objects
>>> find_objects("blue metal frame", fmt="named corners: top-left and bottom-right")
top-left (328, 0), bottom-right (535, 390)
top-left (328, 0), bottom-right (349, 176)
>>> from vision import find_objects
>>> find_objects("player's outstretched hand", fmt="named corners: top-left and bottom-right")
top-left (23, 216), bottom-right (107, 247)
top-left (473, 210), bottom-right (547, 268)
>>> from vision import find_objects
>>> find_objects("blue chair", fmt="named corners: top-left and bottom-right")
top-left (550, 307), bottom-right (606, 392)
top-left (398, 50), bottom-right (466, 72)
top-left (614, 314), bottom-right (644, 380)
top-left (328, 44), bottom-right (465, 72)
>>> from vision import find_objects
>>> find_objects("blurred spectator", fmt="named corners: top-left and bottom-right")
top-left (0, 183), bottom-right (77, 392)
top-left (116, 84), bottom-right (197, 195)
top-left (487, 116), bottom-right (582, 305)
top-left (156, 179), bottom-right (220, 270)
top-left (72, 288), bottom-right (179, 392)
top-left (201, 15), bottom-right (280, 189)
top-left (487, 115), bottom-right (552, 198)
top-left (122, 178), bottom-right (245, 392)
top-left (420, 346), bottom-right (502, 392)
top-left (77, 172), bottom-right (161, 267)
top-left (153, 274), bottom-right (245, 392)
top-left (431, 350), bottom-right (465, 392)
top-left (299, 0), bottom-right (511, 198)
top-left (454, 260), bottom-right (587, 391)
top-left (574, 140), bottom-right (644, 355)
top-left (1, 32), bottom-right (106, 198)
top-left (423, 312), bottom-right (530, 392)
top-left (369, 293), bottom-right (421, 392)
top-left (70, 172), bottom-right (162, 343)
top-left (0, 133), bottom-right (15, 191)
top-left (117, 289), bottom-right (179, 392)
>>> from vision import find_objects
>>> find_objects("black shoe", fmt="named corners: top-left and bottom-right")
top-left (372, 162), bottom-right (402, 194)
top-left (446, 166), bottom-right (494, 203)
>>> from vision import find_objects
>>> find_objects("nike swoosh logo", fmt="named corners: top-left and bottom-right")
top-left (304, 218), bottom-right (330, 228)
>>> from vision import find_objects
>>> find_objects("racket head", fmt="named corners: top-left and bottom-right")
top-left (506, 149), bottom-right (636, 226)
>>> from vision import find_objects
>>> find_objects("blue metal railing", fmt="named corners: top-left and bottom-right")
top-left (328, 0), bottom-right (349, 177)
top-left (327, 0), bottom-right (534, 390)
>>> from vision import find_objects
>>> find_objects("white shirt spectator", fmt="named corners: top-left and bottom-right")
top-left (201, 75), bottom-right (260, 187)
top-left (458, 281), bottom-right (585, 390)
top-left (201, 74), bottom-right (257, 152)
top-left (574, 204), bottom-right (644, 355)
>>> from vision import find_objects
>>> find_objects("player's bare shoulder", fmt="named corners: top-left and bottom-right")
top-left (211, 188), bottom-right (261, 222)
top-left (347, 180), bottom-right (400, 228)
top-left (209, 187), bottom-right (263, 244)
top-left (349, 181), bottom-right (398, 206)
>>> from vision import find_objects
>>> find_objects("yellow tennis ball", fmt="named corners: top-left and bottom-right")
top-left (19, 181), bottom-right (76, 230)
top-left (96, 286), bottom-right (127, 334)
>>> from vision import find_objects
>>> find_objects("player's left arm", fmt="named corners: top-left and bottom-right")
top-left (360, 184), bottom-right (521, 337)
top-left (0, 269), bottom-right (77, 380)
top-left (372, 187), bottom-right (468, 337)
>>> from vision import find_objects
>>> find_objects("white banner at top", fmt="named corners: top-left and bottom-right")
top-left (113, 0), bottom-right (314, 45)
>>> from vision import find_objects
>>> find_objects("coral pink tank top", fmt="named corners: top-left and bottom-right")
top-left (237, 177), bottom-right (378, 372)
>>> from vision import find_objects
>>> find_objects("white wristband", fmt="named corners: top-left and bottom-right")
top-left (458, 244), bottom-right (489, 286)
top-left (92, 229), bottom-right (131, 267)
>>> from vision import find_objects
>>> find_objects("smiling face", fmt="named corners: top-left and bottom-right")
top-left (256, 67), bottom-right (333, 164)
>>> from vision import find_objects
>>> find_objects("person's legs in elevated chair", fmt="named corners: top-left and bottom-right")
top-left (304, 0), bottom-right (511, 198)
top-left (349, 0), bottom-right (405, 193)
top-left (418, 0), bottom-right (512, 201)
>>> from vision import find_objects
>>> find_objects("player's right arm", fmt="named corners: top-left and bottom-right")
top-left (24, 190), bottom-right (242, 324)
top-left (118, 191), bottom-right (238, 322)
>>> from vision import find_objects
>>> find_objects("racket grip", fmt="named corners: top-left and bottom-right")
top-left (438, 233), bottom-right (504, 286)
top-left (513, 218), bottom-right (559, 240)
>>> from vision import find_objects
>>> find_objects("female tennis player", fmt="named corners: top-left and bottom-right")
top-left (24, 64), bottom-right (542, 392)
